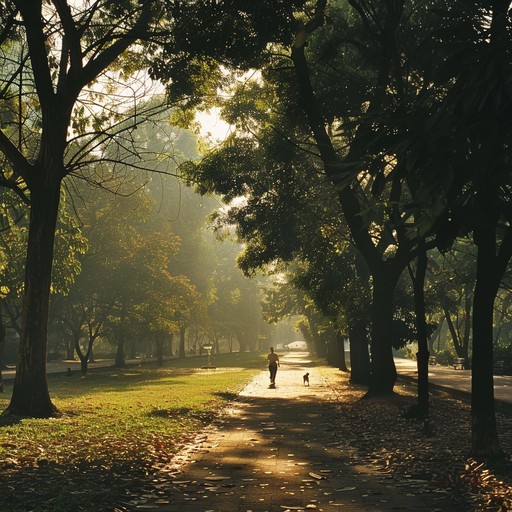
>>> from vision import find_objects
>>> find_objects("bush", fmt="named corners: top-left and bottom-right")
top-left (434, 349), bottom-right (456, 366)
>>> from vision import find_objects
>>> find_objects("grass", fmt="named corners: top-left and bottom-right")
top-left (0, 351), bottom-right (265, 511)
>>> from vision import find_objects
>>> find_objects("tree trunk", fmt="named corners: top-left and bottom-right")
top-left (410, 240), bottom-right (429, 420)
top-left (428, 318), bottom-right (444, 354)
top-left (237, 333), bottom-right (247, 353)
top-left (325, 328), bottom-right (337, 365)
top-left (80, 358), bottom-right (88, 375)
top-left (115, 336), bottom-right (126, 368)
top-left (468, 1), bottom-right (512, 458)
top-left (156, 334), bottom-right (164, 366)
top-left (5, 183), bottom-right (61, 417)
top-left (66, 338), bottom-right (75, 360)
top-left (471, 223), bottom-right (503, 458)
top-left (178, 326), bottom-right (186, 359)
top-left (75, 336), bottom-right (94, 376)
top-left (348, 320), bottom-right (370, 385)
top-left (367, 271), bottom-right (398, 396)
top-left (336, 331), bottom-right (348, 372)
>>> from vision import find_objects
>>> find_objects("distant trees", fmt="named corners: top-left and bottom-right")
top-left (41, 122), bottom-right (266, 371)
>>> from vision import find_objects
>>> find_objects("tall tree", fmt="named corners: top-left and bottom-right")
top-left (442, 1), bottom-right (512, 459)
top-left (0, 0), bottom-right (165, 417)
top-left (287, 0), bottom-right (447, 396)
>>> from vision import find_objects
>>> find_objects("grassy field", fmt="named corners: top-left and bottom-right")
top-left (0, 352), bottom-right (265, 511)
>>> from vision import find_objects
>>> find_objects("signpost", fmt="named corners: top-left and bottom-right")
top-left (202, 345), bottom-right (216, 369)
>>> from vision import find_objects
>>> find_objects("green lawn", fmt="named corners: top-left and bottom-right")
top-left (0, 352), bottom-right (265, 511)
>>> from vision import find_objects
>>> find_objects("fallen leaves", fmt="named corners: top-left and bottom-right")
top-left (461, 459), bottom-right (512, 511)
top-left (326, 371), bottom-right (512, 512)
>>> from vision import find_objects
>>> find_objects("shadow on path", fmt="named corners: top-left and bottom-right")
top-left (125, 353), bottom-right (466, 512)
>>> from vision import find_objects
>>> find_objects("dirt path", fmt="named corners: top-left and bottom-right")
top-left (128, 352), bottom-right (465, 512)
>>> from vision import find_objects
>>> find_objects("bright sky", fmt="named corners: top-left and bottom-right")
top-left (196, 108), bottom-right (232, 143)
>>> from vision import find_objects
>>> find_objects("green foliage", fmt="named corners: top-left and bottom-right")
top-left (434, 349), bottom-right (456, 367)
top-left (0, 188), bottom-right (87, 302)
top-left (150, 0), bottom-right (306, 111)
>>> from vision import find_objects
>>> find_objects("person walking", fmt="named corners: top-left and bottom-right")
top-left (267, 347), bottom-right (280, 387)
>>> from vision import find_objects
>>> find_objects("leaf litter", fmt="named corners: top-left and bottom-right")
top-left (324, 370), bottom-right (512, 512)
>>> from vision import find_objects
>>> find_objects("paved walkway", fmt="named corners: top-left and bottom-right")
top-left (0, 357), bottom-right (155, 380)
top-left (139, 353), bottom-right (464, 512)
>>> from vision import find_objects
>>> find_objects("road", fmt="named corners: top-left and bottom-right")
top-left (395, 357), bottom-right (512, 410)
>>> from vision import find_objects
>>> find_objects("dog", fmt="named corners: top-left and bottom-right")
top-left (303, 372), bottom-right (309, 386)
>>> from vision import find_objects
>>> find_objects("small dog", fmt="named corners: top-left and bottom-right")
top-left (303, 372), bottom-right (310, 386)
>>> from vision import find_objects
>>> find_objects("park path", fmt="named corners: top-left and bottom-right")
top-left (129, 352), bottom-right (464, 512)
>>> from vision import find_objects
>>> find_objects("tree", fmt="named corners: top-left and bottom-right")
top-left (286, 0), bottom-right (450, 396)
top-left (427, 243), bottom-right (476, 368)
top-left (448, 1), bottom-right (512, 460)
top-left (399, 0), bottom-right (512, 458)
top-left (0, 0), bottom-right (167, 417)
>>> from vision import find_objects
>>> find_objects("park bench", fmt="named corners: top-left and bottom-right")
top-left (493, 361), bottom-right (505, 375)
top-left (453, 358), bottom-right (465, 370)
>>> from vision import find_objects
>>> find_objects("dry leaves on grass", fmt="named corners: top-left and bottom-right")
top-left (0, 428), bottom-right (209, 511)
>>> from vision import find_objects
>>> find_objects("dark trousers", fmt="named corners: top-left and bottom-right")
top-left (269, 363), bottom-right (278, 383)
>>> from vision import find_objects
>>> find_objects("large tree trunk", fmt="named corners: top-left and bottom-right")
top-left (367, 270), bottom-right (398, 396)
top-left (348, 320), bottom-right (370, 385)
top-left (467, 0), bottom-right (512, 460)
top-left (6, 183), bottom-right (61, 417)
top-left (471, 223), bottom-right (503, 458)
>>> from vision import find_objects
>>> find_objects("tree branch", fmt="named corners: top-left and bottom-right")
top-left (0, 128), bottom-right (34, 187)
top-left (14, 0), bottom-right (55, 108)
top-left (79, 0), bottom-right (154, 90)
top-left (53, 0), bottom-right (83, 70)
